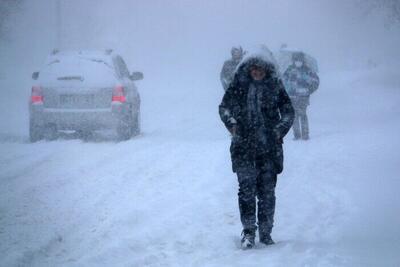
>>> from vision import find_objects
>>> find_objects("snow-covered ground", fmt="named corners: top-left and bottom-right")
top-left (1, 66), bottom-right (399, 266)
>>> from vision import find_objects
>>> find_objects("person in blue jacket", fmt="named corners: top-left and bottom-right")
top-left (283, 52), bottom-right (319, 140)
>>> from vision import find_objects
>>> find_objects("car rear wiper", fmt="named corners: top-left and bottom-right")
top-left (57, 76), bottom-right (84, 81)
top-left (47, 59), bottom-right (60, 65)
top-left (80, 57), bottom-right (113, 69)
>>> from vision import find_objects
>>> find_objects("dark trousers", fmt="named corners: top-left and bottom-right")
top-left (293, 106), bottom-right (309, 139)
top-left (236, 160), bottom-right (277, 237)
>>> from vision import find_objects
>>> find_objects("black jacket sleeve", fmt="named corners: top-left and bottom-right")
top-left (301, 68), bottom-right (319, 95)
top-left (219, 83), bottom-right (239, 132)
top-left (274, 79), bottom-right (295, 139)
top-left (308, 71), bottom-right (319, 94)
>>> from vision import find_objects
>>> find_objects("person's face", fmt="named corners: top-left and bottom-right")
top-left (232, 51), bottom-right (242, 61)
top-left (250, 66), bottom-right (266, 81)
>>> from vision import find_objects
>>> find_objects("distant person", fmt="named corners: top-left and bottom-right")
top-left (220, 46), bottom-right (244, 91)
top-left (219, 48), bottom-right (294, 249)
top-left (283, 52), bottom-right (319, 140)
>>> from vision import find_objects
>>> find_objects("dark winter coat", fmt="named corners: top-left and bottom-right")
top-left (282, 64), bottom-right (319, 108)
top-left (219, 57), bottom-right (295, 174)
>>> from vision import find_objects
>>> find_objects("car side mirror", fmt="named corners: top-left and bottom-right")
top-left (32, 71), bottom-right (39, 80)
top-left (130, 72), bottom-right (143, 81)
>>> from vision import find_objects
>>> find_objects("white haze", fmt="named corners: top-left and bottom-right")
top-left (0, 0), bottom-right (397, 134)
top-left (0, 1), bottom-right (399, 266)
top-left (1, 0), bottom-right (400, 135)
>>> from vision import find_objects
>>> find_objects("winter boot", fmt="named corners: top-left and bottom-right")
top-left (259, 233), bottom-right (275, 246)
top-left (241, 229), bottom-right (255, 249)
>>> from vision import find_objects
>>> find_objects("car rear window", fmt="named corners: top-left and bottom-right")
top-left (39, 56), bottom-right (117, 84)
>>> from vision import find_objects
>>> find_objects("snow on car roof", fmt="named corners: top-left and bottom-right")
top-left (38, 50), bottom-right (117, 86)
top-left (45, 50), bottom-right (114, 65)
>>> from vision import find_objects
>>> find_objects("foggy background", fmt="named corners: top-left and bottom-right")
top-left (1, 1), bottom-right (400, 266)
top-left (1, 0), bottom-right (399, 137)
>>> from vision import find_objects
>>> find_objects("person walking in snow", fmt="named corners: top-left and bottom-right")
top-left (282, 52), bottom-right (319, 140)
top-left (220, 46), bottom-right (244, 91)
top-left (219, 48), bottom-right (294, 249)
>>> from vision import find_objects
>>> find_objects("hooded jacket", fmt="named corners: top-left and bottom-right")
top-left (219, 55), bottom-right (294, 173)
top-left (283, 63), bottom-right (319, 106)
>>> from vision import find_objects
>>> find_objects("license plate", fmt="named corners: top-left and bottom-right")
top-left (60, 94), bottom-right (94, 106)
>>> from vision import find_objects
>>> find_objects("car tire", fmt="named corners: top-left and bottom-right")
top-left (132, 110), bottom-right (141, 136)
top-left (29, 118), bottom-right (43, 142)
top-left (43, 124), bottom-right (58, 141)
top-left (76, 130), bottom-right (93, 141)
top-left (117, 114), bottom-right (133, 141)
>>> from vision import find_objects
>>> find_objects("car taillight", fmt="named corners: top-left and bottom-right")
top-left (112, 85), bottom-right (126, 102)
top-left (31, 86), bottom-right (43, 104)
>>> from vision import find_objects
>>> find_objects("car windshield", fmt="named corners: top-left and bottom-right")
top-left (39, 56), bottom-right (116, 85)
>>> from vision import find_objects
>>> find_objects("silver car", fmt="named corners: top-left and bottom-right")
top-left (29, 50), bottom-right (143, 142)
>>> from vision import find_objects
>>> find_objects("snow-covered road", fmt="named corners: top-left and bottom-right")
top-left (1, 68), bottom-right (399, 266)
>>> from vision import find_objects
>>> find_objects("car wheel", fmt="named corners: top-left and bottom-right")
top-left (29, 119), bottom-right (43, 142)
top-left (43, 124), bottom-right (58, 141)
top-left (76, 130), bottom-right (93, 141)
top-left (117, 114), bottom-right (133, 141)
top-left (132, 110), bottom-right (141, 136)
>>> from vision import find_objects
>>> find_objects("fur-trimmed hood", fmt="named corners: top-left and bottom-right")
top-left (234, 45), bottom-right (280, 85)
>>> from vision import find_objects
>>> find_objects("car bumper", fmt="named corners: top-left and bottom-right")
top-left (30, 103), bottom-right (129, 131)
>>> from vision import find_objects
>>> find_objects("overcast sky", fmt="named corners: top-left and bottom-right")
top-left (0, 0), bottom-right (399, 137)
top-left (1, 0), bottom-right (399, 88)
